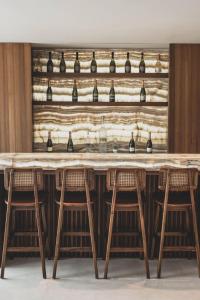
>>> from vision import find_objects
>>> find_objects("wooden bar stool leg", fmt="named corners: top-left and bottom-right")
top-left (157, 172), bottom-right (170, 278)
top-left (1, 203), bottom-right (12, 278)
top-left (151, 204), bottom-right (160, 259)
top-left (1, 170), bottom-right (13, 279)
top-left (189, 185), bottom-right (200, 277)
top-left (136, 210), bottom-right (143, 260)
top-left (34, 172), bottom-right (46, 279)
top-left (85, 183), bottom-right (99, 279)
top-left (104, 183), bottom-right (117, 279)
top-left (185, 208), bottom-right (192, 259)
top-left (41, 205), bottom-right (50, 260)
top-left (136, 178), bottom-right (150, 279)
top-left (53, 170), bottom-right (65, 279)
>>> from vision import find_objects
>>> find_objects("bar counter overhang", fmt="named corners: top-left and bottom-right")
top-left (0, 153), bottom-right (200, 170)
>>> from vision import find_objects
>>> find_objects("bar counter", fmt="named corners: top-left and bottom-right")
top-left (0, 153), bottom-right (200, 170)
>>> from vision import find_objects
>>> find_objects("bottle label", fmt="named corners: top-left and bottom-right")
top-left (125, 66), bottom-right (131, 73)
top-left (91, 65), bottom-right (97, 73)
top-left (140, 95), bottom-right (146, 101)
top-left (110, 66), bottom-right (115, 73)
top-left (139, 66), bottom-right (145, 73)
top-left (129, 147), bottom-right (135, 153)
top-left (47, 147), bottom-right (53, 152)
top-left (147, 147), bottom-right (152, 153)
top-left (155, 67), bottom-right (161, 73)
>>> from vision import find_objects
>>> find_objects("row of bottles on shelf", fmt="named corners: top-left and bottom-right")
top-left (46, 131), bottom-right (153, 153)
top-left (46, 79), bottom-right (147, 103)
top-left (34, 51), bottom-right (163, 74)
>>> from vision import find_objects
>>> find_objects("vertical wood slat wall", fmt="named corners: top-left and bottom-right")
top-left (169, 44), bottom-right (200, 153)
top-left (0, 43), bottom-right (32, 152)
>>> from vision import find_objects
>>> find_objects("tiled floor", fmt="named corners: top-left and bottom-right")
top-left (0, 258), bottom-right (200, 300)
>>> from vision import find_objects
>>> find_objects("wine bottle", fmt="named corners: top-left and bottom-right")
top-left (125, 52), bottom-right (131, 73)
top-left (109, 80), bottom-right (115, 102)
top-left (46, 131), bottom-right (53, 152)
top-left (47, 51), bottom-right (53, 73)
top-left (99, 116), bottom-right (107, 153)
top-left (139, 52), bottom-right (145, 73)
top-left (155, 54), bottom-right (162, 73)
top-left (67, 131), bottom-right (74, 152)
top-left (140, 80), bottom-right (146, 102)
top-left (93, 80), bottom-right (98, 102)
top-left (60, 52), bottom-right (66, 73)
top-left (110, 51), bottom-right (116, 73)
top-left (72, 80), bottom-right (78, 102)
top-left (74, 51), bottom-right (80, 73)
top-left (90, 51), bottom-right (97, 73)
top-left (129, 132), bottom-right (135, 153)
top-left (46, 80), bottom-right (52, 102)
top-left (146, 132), bottom-right (153, 153)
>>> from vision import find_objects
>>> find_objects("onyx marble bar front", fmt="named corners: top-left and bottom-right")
top-left (0, 153), bottom-right (200, 171)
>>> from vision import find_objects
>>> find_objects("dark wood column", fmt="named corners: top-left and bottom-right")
top-left (169, 44), bottom-right (200, 153)
top-left (0, 43), bottom-right (32, 152)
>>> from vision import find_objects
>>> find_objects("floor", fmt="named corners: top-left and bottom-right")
top-left (0, 258), bottom-right (200, 300)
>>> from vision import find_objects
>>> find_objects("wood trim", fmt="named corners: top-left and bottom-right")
top-left (0, 43), bottom-right (32, 152)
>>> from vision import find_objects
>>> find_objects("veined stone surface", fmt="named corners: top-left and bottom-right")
top-left (0, 153), bottom-right (200, 171)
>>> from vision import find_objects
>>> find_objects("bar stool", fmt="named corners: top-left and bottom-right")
top-left (1, 168), bottom-right (47, 279)
top-left (104, 168), bottom-right (150, 279)
top-left (151, 167), bottom-right (200, 278)
top-left (52, 168), bottom-right (98, 279)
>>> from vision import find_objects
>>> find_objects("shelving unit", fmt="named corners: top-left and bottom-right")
top-left (33, 101), bottom-right (168, 107)
top-left (33, 72), bottom-right (168, 79)
top-left (32, 47), bottom-right (169, 153)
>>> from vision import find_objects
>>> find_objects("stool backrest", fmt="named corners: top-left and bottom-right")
top-left (56, 168), bottom-right (95, 191)
top-left (158, 168), bottom-right (198, 192)
top-left (106, 168), bottom-right (146, 191)
top-left (4, 168), bottom-right (44, 191)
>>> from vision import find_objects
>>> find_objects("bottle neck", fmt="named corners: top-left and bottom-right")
top-left (69, 131), bottom-right (72, 138)
top-left (74, 80), bottom-right (77, 87)
top-left (49, 52), bottom-right (51, 59)
top-left (62, 52), bottom-right (64, 58)
top-left (76, 52), bottom-right (79, 60)
top-left (111, 80), bottom-right (114, 88)
top-left (142, 80), bottom-right (145, 88)
top-left (148, 132), bottom-right (151, 140)
top-left (48, 132), bottom-right (51, 139)
top-left (111, 52), bottom-right (114, 59)
top-left (94, 80), bottom-right (97, 87)
top-left (141, 52), bottom-right (144, 60)
top-left (93, 52), bottom-right (95, 59)
top-left (127, 52), bottom-right (129, 59)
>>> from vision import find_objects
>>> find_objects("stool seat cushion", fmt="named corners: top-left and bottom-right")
top-left (4, 191), bottom-right (45, 207)
top-left (154, 191), bottom-right (192, 207)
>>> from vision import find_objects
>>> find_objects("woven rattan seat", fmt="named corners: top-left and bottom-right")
top-left (104, 168), bottom-right (150, 279)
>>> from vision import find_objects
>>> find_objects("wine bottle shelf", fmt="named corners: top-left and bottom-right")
top-left (33, 101), bottom-right (168, 107)
top-left (32, 72), bottom-right (168, 79)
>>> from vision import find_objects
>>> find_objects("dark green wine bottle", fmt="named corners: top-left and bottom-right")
top-left (125, 52), bottom-right (131, 73)
top-left (67, 131), bottom-right (74, 152)
top-left (139, 52), bottom-right (145, 73)
top-left (46, 80), bottom-right (52, 102)
top-left (60, 52), bottom-right (66, 73)
top-left (110, 52), bottom-right (116, 73)
top-left (46, 131), bottom-right (53, 152)
top-left (129, 132), bottom-right (135, 153)
top-left (74, 51), bottom-right (80, 73)
top-left (93, 80), bottom-right (98, 102)
top-left (72, 80), bottom-right (78, 102)
top-left (47, 51), bottom-right (53, 73)
top-left (146, 132), bottom-right (153, 153)
top-left (109, 80), bottom-right (115, 102)
top-left (90, 51), bottom-right (97, 73)
top-left (140, 80), bottom-right (146, 102)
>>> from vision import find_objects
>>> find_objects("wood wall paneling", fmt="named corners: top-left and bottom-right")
top-left (0, 43), bottom-right (32, 152)
top-left (169, 44), bottom-right (200, 153)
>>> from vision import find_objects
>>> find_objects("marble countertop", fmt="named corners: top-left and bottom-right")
top-left (0, 153), bottom-right (200, 170)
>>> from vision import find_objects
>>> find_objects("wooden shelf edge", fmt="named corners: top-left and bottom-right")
top-left (32, 72), bottom-right (169, 79)
top-left (33, 101), bottom-right (168, 107)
